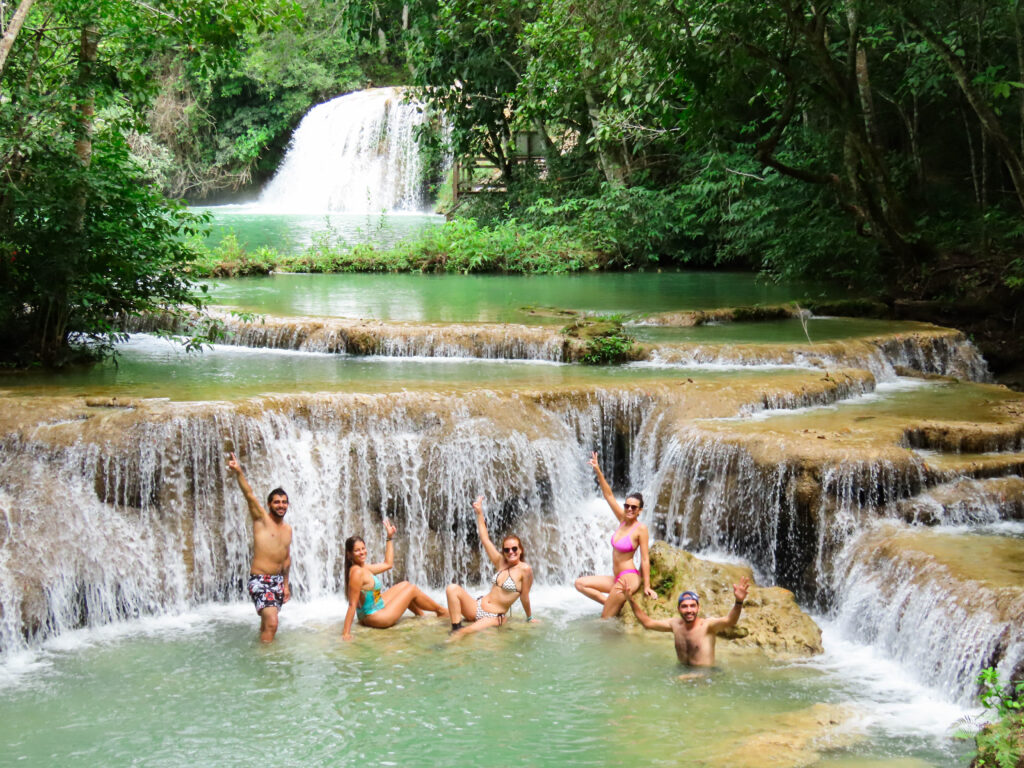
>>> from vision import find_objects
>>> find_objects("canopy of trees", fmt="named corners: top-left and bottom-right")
top-left (3, 0), bottom-right (1023, 366)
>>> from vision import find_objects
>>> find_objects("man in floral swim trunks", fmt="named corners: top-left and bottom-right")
top-left (228, 453), bottom-right (293, 643)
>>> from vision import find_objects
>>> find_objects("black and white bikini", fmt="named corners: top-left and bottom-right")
top-left (475, 568), bottom-right (520, 622)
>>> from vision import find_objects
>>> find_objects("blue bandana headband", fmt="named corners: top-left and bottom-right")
top-left (678, 590), bottom-right (700, 605)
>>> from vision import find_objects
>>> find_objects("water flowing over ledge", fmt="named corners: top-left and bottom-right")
top-left (2, 371), bottom-right (1022, 704)
top-left (127, 310), bottom-right (992, 378)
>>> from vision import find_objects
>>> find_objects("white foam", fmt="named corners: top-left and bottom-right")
top-left (799, 619), bottom-right (977, 737)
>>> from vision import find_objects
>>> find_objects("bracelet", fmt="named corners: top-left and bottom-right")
top-left (386, 537), bottom-right (394, 542)
top-left (734, 600), bottom-right (743, 606)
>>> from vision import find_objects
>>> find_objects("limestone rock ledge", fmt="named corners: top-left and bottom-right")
top-left (623, 541), bottom-right (824, 657)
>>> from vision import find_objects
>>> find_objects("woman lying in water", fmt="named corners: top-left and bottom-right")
top-left (446, 495), bottom-right (535, 640)
top-left (342, 518), bottom-right (448, 640)
top-left (575, 452), bottom-right (657, 617)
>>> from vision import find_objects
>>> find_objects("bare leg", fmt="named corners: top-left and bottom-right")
top-left (601, 573), bottom-right (640, 619)
top-left (361, 582), bottom-right (446, 628)
top-left (258, 606), bottom-right (279, 643)
top-left (447, 615), bottom-right (502, 643)
top-left (445, 584), bottom-right (477, 626)
top-left (575, 574), bottom-right (615, 606)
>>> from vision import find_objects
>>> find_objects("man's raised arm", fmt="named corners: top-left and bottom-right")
top-left (227, 452), bottom-right (266, 522)
top-left (707, 577), bottom-right (750, 634)
top-left (627, 596), bottom-right (673, 632)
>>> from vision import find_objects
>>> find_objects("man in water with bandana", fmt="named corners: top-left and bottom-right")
top-left (227, 452), bottom-right (293, 643)
top-left (627, 577), bottom-right (750, 668)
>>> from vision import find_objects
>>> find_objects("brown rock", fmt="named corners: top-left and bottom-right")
top-left (624, 541), bottom-right (824, 657)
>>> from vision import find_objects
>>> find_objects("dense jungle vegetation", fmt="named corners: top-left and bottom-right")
top-left (1, 0), bottom-right (1023, 380)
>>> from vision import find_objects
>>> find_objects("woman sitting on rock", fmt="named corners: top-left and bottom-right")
top-left (446, 495), bottom-right (536, 640)
top-left (342, 518), bottom-right (448, 640)
top-left (575, 451), bottom-right (657, 617)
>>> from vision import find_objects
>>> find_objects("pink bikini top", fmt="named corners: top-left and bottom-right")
top-left (611, 522), bottom-right (639, 553)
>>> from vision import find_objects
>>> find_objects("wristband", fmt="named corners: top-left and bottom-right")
top-left (734, 600), bottom-right (743, 606)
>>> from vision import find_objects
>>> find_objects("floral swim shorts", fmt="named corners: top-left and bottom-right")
top-left (247, 573), bottom-right (285, 613)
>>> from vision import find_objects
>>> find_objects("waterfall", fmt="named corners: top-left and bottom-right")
top-left (259, 88), bottom-right (432, 213)
top-left (2, 372), bottom-right (1021, 703)
top-left (0, 390), bottom-right (643, 653)
top-left (830, 521), bottom-right (1024, 704)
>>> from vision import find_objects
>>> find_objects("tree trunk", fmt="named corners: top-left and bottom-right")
top-left (584, 88), bottom-right (627, 186)
top-left (907, 14), bottom-right (1024, 215)
top-left (0, 0), bottom-right (35, 79)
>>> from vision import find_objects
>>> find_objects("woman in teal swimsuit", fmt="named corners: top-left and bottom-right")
top-left (575, 452), bottom-right (657, 618)
top-left (342, 518), bottom-right (447, 640)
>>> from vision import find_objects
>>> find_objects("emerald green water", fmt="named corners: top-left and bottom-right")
top-left (202, 271), bottom-right (839, 324)
top-left (0, 335), bottom-right (805, 401)
top-left (631, 317), bottom-right (932, 345)
top-left (0, 595), bottom-right (965, 767)
top-left (197, 207), bottom-right (443, 254)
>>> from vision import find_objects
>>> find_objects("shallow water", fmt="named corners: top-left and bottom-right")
top-left (0, 591), bottom-right (968, 768)
top-left (201, 271), bottom-right (840, 324)
top-left (0, 334), bottom-right (810, 401)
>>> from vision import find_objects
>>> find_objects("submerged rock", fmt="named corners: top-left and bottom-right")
top-left (713, 702), bottom-right (863, 768)
top-left (623, 541), bottom-right (824, 658)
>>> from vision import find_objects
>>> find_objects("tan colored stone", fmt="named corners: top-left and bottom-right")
top-left (623, 541), bottom-right (824, 658)
top-left (713, 703), bottom-right (863, 768)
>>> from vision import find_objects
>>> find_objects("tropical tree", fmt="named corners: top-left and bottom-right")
top-left (0, 0), bottom-right (291, 365)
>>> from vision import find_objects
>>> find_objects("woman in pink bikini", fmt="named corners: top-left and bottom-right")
top-left (575, 452), bottom-right (657, 617)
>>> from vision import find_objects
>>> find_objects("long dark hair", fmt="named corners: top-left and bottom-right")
top-left (343, 536), bottom-right (364, 596)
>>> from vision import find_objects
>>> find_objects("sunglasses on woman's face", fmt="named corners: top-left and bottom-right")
top-left (502, 546), bottom-right (519, 553)
top-left (623, 503), bottom-right (641, 511)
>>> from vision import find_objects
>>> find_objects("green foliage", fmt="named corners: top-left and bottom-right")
top-left (188, 218), bottom-right (604, 274)
top-left (580, 331), bottom-right (637, 365)
top-left (151, 0), bottom-right (375, 197)
top-left (957, 668), bottom-right (1024, 768)
top-left (0, 0), bottom-right (290, 366)
top-left (188, 233), bottom-right (278, 276)
top-left (561, 315), bottom-right (638, 365)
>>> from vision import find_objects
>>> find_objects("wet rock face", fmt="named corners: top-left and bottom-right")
top-left (624, 541), bottom-right (824, 658)
top-left (832, 521), bottom-right (1024, 702)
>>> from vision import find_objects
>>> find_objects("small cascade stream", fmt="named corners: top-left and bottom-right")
top-left (259, 87), bottom-right (433, 212)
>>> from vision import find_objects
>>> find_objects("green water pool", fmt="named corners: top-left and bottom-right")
top-left (201, 271), bottom-right (841, 325)
top-left (0, 335), bottom-right (808, 401)
top-left (0, 595), bottom-right (966, 767)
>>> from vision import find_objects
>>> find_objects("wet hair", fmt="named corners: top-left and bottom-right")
top-left (502, 535), bottom-right (526, 563)
top-left (343, 536), bottom-right (364, 596)
top-left (625, 492), bottom-right (644, 509)
top-left (267, 488), bottom-right (288, 506)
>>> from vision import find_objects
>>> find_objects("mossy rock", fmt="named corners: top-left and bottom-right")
top-left (626, 541), bottom-right (824, 658)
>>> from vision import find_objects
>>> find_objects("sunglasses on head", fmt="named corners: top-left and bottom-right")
top-left (623, 503), bottom-right (641, 511)
top-left (502, 546), bottom-right (519, 553)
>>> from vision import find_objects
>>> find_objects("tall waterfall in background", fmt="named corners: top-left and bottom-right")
top-left (259, 87), bottom-right (431, 213)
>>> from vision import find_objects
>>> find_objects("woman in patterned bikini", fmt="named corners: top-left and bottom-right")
top-left (446, 495), bottom-right (536, 640)
top-left (342, 518), bottom-right (448, 640)
top-left (575, 452), bottom-right (657, 617)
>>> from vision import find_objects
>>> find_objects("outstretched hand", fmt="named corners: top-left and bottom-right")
top-left (588, 451), bottom-right (600, 473)
top-left (472, 495), bottom-right (484, 517)
top-left (226, 452), bottom-right (241, 474)
top-left (644, 586), bottom-right (657, 599)
top-left (734, 576), bottom-right (751, 603)
top-left (383, 517), bottom-right (397, 539)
